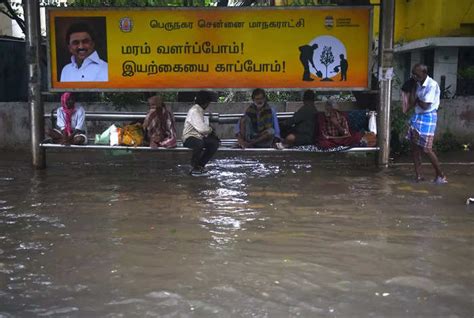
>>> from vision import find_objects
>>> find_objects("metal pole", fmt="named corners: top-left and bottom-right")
top-left (25, 0), bottom-right (45, 169)
top-left (377, 0), bottom-right (395, 167)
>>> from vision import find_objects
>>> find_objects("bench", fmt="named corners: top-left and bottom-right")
top-left (40, 110), bottom-right (379, 153)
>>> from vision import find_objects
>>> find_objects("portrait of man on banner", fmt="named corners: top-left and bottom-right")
top-left (54, 17), bottom-right (108, 82)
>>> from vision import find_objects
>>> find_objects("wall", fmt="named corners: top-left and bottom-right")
top-left (371, 0), bottom-right (474, 43)
top-left (437, 96), bottom-right (474, 143)
top-left (1, 98), bottom-right (472, 151)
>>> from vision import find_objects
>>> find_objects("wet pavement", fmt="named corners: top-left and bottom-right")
top-left (0, 151), bottom-right (473, 317)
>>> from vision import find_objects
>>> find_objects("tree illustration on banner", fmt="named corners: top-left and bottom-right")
top-left (320, 46), bottom-right (334, 81)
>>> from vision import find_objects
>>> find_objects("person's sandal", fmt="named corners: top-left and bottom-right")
top-left (275, 142), bottom-right (286, 150)
top-left (433, 176), bottom-right (448, 184)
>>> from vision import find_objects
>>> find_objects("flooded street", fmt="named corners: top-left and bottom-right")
top-left (0, 152), bottom-right (473, 317)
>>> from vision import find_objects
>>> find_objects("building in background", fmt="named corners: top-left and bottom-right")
top-left (371, 0), bottom-right (474, 99)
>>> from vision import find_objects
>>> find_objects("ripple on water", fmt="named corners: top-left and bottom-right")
top-left (16, 242), bottom-right (47, 251)
top-left (26, 307), bottom-right (79, 316)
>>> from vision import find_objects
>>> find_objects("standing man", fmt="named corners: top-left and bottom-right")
top-left (406, 63), bottom-right (447, 184)
top-left (60, 22), bottom-right (108, 82)
top-left (182, 91), bottom-right (219, 176)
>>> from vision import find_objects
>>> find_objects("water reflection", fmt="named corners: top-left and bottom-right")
top-left (199, 158), bottom-right (271, 249)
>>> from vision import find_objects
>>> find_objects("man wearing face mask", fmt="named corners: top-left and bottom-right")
top-left (60, 22), bottom-right (108, 82)
top-left (235, 88), bottom-right (281, 148)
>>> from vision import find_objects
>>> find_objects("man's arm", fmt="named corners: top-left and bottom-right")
top-left (415, 98), bottom-right (432, 110)
top-left (56, 108), bottom-right (65, 131)
top-left (272, 108), bottom-right (281, 139)
top-left (416, 81), bottom-right (438, 110)
top-left (74, 107), bottom-right (86, 132)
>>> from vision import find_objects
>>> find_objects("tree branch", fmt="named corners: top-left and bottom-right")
top-left (0, 0), bottom-right (25, 34)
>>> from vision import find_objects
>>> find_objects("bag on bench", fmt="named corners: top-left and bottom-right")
top-left (119, 123), bottom-right (144, 146)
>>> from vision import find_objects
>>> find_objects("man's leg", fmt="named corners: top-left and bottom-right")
top-left (183, 137), bottom-right (205, 169)
top-left (411, 142), bottom-right (423, 181)
top-left (424, 148), bottom-right (445, 180)
top-left (284, 133), bottom-right (296, 146)
top-left (253, 128), bottom-right (275, 148)
top-left (237, 116), bottom-right (256, 148)
top-left (48, 128), bottom-right (64, 144)
top-left (72, 134), bottom-right (87, 145)
top-left (199, 135), bottom-right (219, 168)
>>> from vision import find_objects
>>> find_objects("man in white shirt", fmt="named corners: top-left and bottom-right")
top-left (406, 63), bottom-right (447, 184)
top-left (60, 23), bottom-right (108, 82)
top-left (182, 91), bottom-right (219, 176)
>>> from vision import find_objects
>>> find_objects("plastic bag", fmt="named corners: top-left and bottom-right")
top-left (120, 123), bottom-right (144, 146)
top-left (95, 125), bottom-right (114, 145)
top-left (368, 111), bottom-right (377, 134)
top-left (110, 125), bottom-right (120, 146)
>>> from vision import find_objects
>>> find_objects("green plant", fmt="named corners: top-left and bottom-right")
top-left (458, 66), bottom-right (474, 80)
top-left (390, 103), bottom-right (410, 155)
top-left (434, 129), bottom-right (463, 153)
top-left (266, 91), bottom-right (301, 102)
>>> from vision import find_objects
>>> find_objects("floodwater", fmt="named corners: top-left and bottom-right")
top-left (0, 151), bottom-right (473, 317)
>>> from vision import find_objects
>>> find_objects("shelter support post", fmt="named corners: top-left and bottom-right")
top-left (25, 0), bottom-right (45, 169)
top-left (377, 0), bottom-right (395, 167)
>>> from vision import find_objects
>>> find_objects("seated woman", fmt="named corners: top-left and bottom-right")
top-left (316, 100), bottom-right (362, 149)
top-left (142, 95), bottom-right (177, 148)
top-left (235, 88), bottom-right (280, 148)
top-left (48, 92), bottom-right (87, 145)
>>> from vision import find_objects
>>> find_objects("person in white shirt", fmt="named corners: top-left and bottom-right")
top-left (406, 63), bottom-right (447, 184)
top-left (60, 23), bottom-right (108, 82)
top-left (48, 92), bottom-right (87, 145)
top-left (182, 91), bottom-right (219, 176)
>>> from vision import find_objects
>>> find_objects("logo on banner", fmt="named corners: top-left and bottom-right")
top-left (324, 16), bottom-right (334, 29)
top-left (119, 17), bottom-right (133, 32)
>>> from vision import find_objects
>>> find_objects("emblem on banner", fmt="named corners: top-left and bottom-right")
top-left (324, 16), bottom-right (334, 29)
top-left (119, 17), bottom-right (133, 32)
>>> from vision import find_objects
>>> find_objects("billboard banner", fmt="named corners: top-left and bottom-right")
top-left (48, 7), bottom-right (371, 91)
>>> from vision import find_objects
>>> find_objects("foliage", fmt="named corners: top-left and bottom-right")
top-left (458, 66), bottom-right (474, 80)
top-left (390, 103), bottom-right (410, 155)
top-left (100, 91), bottom-right (179, 110)
top-left (434, 129), bottom-right (463, 153)
top-left (70, 0), bottom-right (193, 6)
top-left (266, 91), bottom-right (301, 102)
